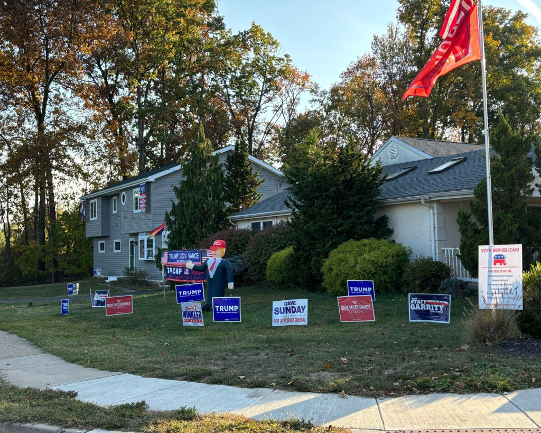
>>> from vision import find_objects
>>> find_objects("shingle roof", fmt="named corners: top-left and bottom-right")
top-left (229, 189), bottom-right (291, 219)
top-left (379, 149), bottom-right (486, 200)
top-left (397, 137), bottom-right (484, 157)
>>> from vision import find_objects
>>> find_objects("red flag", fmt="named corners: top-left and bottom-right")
top-left (402, 0), bottom-right (481, 100)
top-left (440, 0), bottom-right (461, 39)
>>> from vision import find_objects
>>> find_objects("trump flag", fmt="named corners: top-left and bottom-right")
top-left (403, 0), bottom-right (481, 99)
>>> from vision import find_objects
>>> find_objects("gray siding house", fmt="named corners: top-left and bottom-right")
top-left (81, 146), bottom-right (289, 280)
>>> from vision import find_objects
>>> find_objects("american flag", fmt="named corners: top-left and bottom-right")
top-left (201, 250), bottom-right (211, 263)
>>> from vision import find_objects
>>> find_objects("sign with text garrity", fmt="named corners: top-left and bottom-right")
top-left (181, 302), bottom-right (204, 327)
top-left (337, 296), bottom-right (375, 322)
top-left (105, 295), bottom-right (133, 316)
top-left (347, 280), bottom-right (375, 300)
top-left (272, 299), bottom-right (308, 326)
top-left (409, 293), bottom-right (451, 323)
top-left (213, 297), bottom-right (241, 322)
top-left (176, 283), bottom-right (205, 304)
top-left (165, 250), bottom-right (207, 283)
top-left (92, 290), bottom-right (109, 308)
top-left (61, 299), bottom-right (69, 315)
top-left (478, 244), bottom-right (523, 310)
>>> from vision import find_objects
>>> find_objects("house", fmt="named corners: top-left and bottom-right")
top-left (81, 146), bottom-right (288, 280)
top-left (228, 136), bottom-right (531, 279)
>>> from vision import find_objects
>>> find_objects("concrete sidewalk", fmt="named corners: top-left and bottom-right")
top-left (1, 330), bottom-right (540, 432)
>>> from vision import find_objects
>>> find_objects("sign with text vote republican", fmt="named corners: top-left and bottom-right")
top-left (176, 283), bottom-right (205, 303)
top-left (213, 297), bottom-right (241, 322)
top-left (337, 295), bottom-right (375, 322)
top-left (105, 295), bottom-right (133, 316)
top-left (347, 280), bottom-right (375, 300)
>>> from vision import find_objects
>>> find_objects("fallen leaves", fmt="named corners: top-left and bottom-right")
top-left (340, 357), bottom-right (348, 364)
top-left (323, 364), bottom-right (332, 369)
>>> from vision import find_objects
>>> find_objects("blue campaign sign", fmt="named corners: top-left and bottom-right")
top-left (61, 299), bottom-right (69, 315)
top-left (167, 250), bottom-right (201, 265)
top-left (409, 293), bottom-right (451, 324)
top-left (213, 297), bottom-right (241, 322)
top-left (176, 283), bottom-right (205, 303)
top-left (67, 283), bottom-right (79, 296)
top-left (347, 280), bottom-right (375, 300)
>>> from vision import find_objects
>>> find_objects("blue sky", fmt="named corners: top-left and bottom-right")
top-left (218, 0), bottom-right (541, 92)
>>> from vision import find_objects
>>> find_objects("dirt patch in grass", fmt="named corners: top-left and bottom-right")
top-left (309, 371), bottom-right (346, 381)
top-left (498, 338), bottom-right (541, 358)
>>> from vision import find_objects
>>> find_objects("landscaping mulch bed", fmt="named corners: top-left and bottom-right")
top-left (498, 338), bottom-right (541, 358)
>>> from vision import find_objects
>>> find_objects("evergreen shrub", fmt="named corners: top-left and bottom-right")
top-left (228, 254), bottom-right (247, 286)
top-left (438, 278), bottom-right (472, 299)
top-left (402, 257), bottom-right (451, 293)
top-left (517, 263), bottom-right (541, 338)
top-left (266, 246), bottom-right (296, 290)
top-left (198, 229), bottom-right (252, 257)
top-left (321, 239), bottom-right (411, 296)
top-left (244, 223), bottom-right (294, 284)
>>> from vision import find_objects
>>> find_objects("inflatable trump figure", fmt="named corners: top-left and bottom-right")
top-left (186, 240), bottom-right (233, 311)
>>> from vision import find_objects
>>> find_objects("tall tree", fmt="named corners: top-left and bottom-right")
top-left (224, 139), bottom-right (263, 215)
top-left (164, 125), bottom-right (226, 249)
top-left (283, 132), bottom-right (392, 290)
top-left (458, 114), bottom-right (541, 277)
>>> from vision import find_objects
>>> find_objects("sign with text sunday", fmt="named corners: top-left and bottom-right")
top-left (337, 296), bottom-right (375, 322)
top-left (213, 297), bottom-right (241, 322)
top-left (181, 302), bottom-right (204, 327)
top-left (105, 295), bottom-right (133, 316)
top-left (478, 244), bottom-right (523, 310)
top-left (272, 299), bottom-right (308, 326)
top-left (347, 280), bottom-right (375, 300)
top-left (409, 293), bottom-right (451, 323)
top-left (176, 283), bottom-right (205, 303)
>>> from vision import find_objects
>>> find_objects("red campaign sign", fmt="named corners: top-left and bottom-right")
top-left (106, 295), bottom-right (133, 316)
top-left (337, 295), bottom-right (375, 322)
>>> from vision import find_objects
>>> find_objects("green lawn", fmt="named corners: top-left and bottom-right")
top-left (1, 284), bottom-right (540, 397)
top-left (0, 280), bottom-right (126, 300)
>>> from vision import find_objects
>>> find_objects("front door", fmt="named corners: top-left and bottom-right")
top-left (129, 239), bottom-right (135, 269)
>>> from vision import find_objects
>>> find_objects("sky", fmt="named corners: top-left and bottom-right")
top-left (218, 0), bottom-right (541, 95)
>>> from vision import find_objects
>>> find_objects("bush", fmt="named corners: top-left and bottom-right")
top-left (402, 257), bottom-right (452, 294)
top-left (438, 278), bottom-right (472, 299)
top-left (464, 299), bottom-right (517, 344)
top-left (244, 223), bottom-right (294, 284)
top-left (321, 239), bottom-right (411, 296)
top-left (228, 254), bottom-right (247, 287)
top-left (517, 262), bottom-right (541, 338)
top-left (266, 246), bottom-right (296, 290)
top-left (198, 229), bottom-right (252, 257)
top-left (123, 267), bottom-right (149, 284)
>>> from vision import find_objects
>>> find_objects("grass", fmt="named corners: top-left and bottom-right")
top-left (0, 284), bottom-right (540, 398)
top-left (0, 379), bottom-right (346, 432)
top-left (0, 280), bottom-right (125, 300)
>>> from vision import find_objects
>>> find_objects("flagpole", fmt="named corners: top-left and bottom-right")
top-left (477, 0), bottom-right (494, 246)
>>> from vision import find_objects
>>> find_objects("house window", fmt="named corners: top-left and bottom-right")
top-left (121, 192), bottom-right (126, 205)
top-left (428, 157), bottom-right (467, 174)
top-left (112, 196), bottom-right (118, 214)
top-left (90, 199), bottom-right (97, 220)
top-left (251, 222), bottom-right (261, 233)
top-left (114, 240), bottom-right (121, 252)
top-left (263, 221), bottom-right (273, 229)
top-left (138, 233), bottom-right (154, 260)
top-left (98, 240), bottom-right (105, 253)
top-left (133, 188), bottom-right (140, 212)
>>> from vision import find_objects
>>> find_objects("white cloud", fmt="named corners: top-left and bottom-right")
top-left (516, 0), bottom-right (541, 26)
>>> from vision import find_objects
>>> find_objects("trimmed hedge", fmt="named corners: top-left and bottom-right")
top-left (402, 257), bottom-right (452, 294)
top-left (266, 247), bottom-right (296, 290)
top-left (438, 278), bottom-right (472, 299)
top-left (321, 239), bottom-right (411, 296)
top-left (244, 223), bottom-right (294, 284)
top-left (517, 262), bottom-right (541, 338)
top-left (198, 229), bottom-right (252, 258)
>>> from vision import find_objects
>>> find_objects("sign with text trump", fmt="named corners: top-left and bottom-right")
top-left (105, 295), bottom-right (133, 316)
top-left (337, 295), bottom-right (375, 322)
top-left (213, 297), bottom-right (241, 322)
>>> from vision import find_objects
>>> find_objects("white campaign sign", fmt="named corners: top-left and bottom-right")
top-left (272, 299), bottom-right (308, 326)
top-left (478, 244), bottom-right (522, 310)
